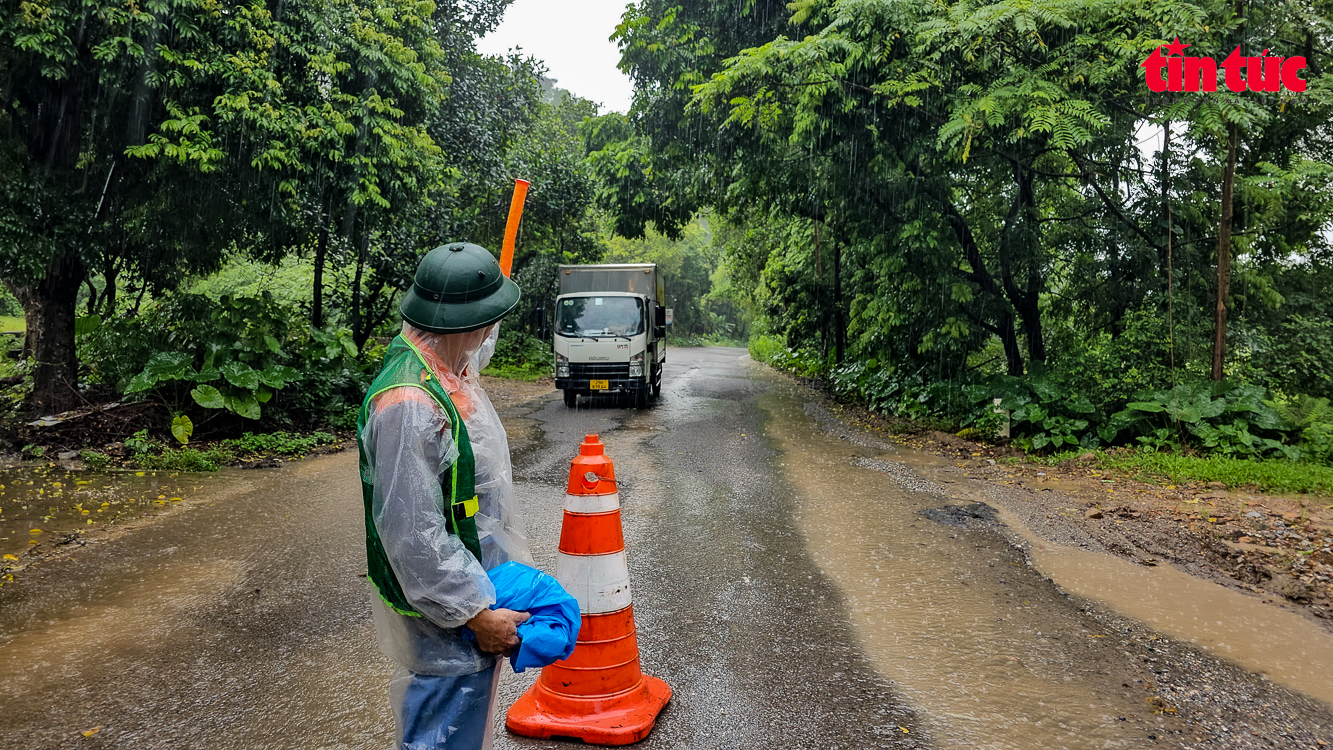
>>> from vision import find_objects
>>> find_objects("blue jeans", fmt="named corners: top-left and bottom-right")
top-left (392, 664), bottom-right (499, 750)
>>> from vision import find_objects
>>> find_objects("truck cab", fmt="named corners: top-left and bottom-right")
top-left (553, 264), bottom-right (666, 408)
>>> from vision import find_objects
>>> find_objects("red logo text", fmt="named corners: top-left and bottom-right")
top-left (1141, 37), bottom-right (1307, 93)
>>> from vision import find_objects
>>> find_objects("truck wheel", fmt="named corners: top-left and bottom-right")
top-left (563, 390), bottom-right (577, 408)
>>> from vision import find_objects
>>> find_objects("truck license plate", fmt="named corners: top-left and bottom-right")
top-left (590, 379), bottom-right (609, 391)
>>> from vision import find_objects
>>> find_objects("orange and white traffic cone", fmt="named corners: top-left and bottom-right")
top-left (506, 434), bottom-right (671, 745)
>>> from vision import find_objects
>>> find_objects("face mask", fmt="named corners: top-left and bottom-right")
top-left (403, 323), bottom-right (494, 377)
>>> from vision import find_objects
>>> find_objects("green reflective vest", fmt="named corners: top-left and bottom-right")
top-left (357, 334), bottom-right (483, 617)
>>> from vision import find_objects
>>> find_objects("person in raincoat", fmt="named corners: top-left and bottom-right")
top-left (357, 242), bottom-right (536, 750)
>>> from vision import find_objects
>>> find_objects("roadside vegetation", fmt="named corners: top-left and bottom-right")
top-left (0, 0), bottom-right (741, 463)
top-left (3, 0), bottom-right (1330, 497)
top-left (578, 0), bottom-right (1333, 498)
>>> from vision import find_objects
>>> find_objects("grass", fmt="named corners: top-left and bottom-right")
top-left (133, 447), bottom-right (236, 472)
top-left (222, 431), bottom-right (335, 457)
top-left (481, 364), bottom-right (550, 381)
top-left (1096, 449), bottom-right (1333, 497)
top-left (0, 316), bottom-right (22, 333)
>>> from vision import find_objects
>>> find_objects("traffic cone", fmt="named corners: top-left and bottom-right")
top-left (506, 434), bottom-right (671, 745)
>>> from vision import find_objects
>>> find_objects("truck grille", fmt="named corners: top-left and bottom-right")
top-left (570, 363), bottom-right (631, 378)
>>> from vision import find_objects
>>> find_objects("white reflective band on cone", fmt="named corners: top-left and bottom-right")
top-left (556, 550), bottom-right (633, 613)
top-left (564, 492), bottom-right (620, 514)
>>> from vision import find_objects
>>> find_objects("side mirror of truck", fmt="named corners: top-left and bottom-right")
top-left (654, 306), bottom-right (667, 338)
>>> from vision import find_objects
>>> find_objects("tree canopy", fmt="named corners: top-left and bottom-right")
top-left (592, 0), bottom-right (1333, 456)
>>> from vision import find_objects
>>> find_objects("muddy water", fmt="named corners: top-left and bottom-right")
top-left (888, 451), bottom-right (1333, 709)
top-left (0, 465), bottom-right (205, 560)
top-left (0, 559), bottom-right (245, 689)
top-left (1033, 545), bottom-right (1333, 705)
top-left (762, 384), bottom-right (1168, 749)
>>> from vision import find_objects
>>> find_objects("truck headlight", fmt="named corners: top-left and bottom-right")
top-left (555, 353), bottom-right (570, 378)
top-left (628, 352), bottom-right (644, 378)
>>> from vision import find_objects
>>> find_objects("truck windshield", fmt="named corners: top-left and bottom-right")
top-left (557, 296), bottom-right (644, 337)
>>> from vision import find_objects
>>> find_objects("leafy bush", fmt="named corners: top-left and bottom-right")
top-left (1102, 381), bottom-right (1293, 459)
top-left (1247, 316), bottom-right (1333, 401)
top-left (122, 294), bottom-right (301, 421)
top-left (829, 359), bottom-right (975, 427)
top-left (482, 328), bottom-right (551, 380)
top-left (79, 451), bottom-right (111, 470)
top-left (82, 292), bottom-right (370, 428)
top-left (748, 334), bottom-right (785, 364)
top-left (1043, 308), bottom-right (1180, 412)
top-left (277, 326), bottom-right (370, 426)
top-left (976, 369), bottom-right (1099, 451)
top-left (753, 333), bottom-right (1333, 466)
top-left (748, 334), bottom-right (829, 377)
top-left (1275, 395), bottom-right (1333, 463)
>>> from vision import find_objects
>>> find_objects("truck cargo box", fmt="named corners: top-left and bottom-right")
top-left (558, 264), bottom-right (664, 304)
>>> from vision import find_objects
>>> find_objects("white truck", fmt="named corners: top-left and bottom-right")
top-left (553, 264), bottom-right (667, 408)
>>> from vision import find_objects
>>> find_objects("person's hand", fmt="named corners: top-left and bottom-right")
top-left (467, 608), bottom-right (531, 655)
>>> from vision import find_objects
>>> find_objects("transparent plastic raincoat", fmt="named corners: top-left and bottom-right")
top-left (361, 322), bottom-right (534, 677)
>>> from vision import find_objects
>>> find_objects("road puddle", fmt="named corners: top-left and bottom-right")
top-left (762, 385), bottom-right (1167, 749)
top-left (0, 465), bottom-right (204, 561)
top-left (1029, 543), bottom-right (1333, 706)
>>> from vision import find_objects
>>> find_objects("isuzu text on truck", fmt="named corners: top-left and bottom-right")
top-left (553, 264), bottom-right (667, 408)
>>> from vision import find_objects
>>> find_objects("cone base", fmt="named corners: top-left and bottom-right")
top-left (506, 675), bottom-right (671, 746)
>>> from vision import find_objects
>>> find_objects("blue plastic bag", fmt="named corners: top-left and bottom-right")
top-left (466, 561), bottom-right (581, 673)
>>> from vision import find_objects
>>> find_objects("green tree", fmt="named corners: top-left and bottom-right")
top-left (602, 217), bottom-right (717, 335)
top-left (1, 0), bottom-right (285, 411)
top-left (0, 0), bottom-right (516, 410)
top-left (614, 0), bottom-right (1333, 386)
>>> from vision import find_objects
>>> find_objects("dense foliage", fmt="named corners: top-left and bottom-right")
top-left (601, 0), bottom-right (1333, 467)
top-left (5, 0), bottom-right (1330, 478)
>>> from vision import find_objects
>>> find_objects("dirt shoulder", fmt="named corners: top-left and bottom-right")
top-left (802, 387), bottom-right (1333, 634)
top-left (479, 375), bottom-right (556, 411)
top-left (0, 376), bottom-right (555, 586)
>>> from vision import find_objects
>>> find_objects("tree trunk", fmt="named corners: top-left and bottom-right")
top-left (312, 224), bottom-right (328, 328)
top-left (13, 249), bottom-right (88, 413)
top-left (1159, 122), bottom-right (1172, 291)
top-left (83, 277), bottom-right (98, 315)
top-left (1000, 317), bottom-right (1023, 376)
top-left (833, 239), bottom-right (844, 365)
top-left (350, 231), bottom-right (369, 352)
top-left (1021, 276), bottom-right (1044, 364)
top-left (1211, 123), bottom-right (1238, 381)
top-left (938, 197), bottom-right (1025, 376)
top-left (101, 260), bottom-right (118, 316)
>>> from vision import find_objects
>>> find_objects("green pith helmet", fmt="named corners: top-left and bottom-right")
top-left (399, 242), bottom-right (521, 334)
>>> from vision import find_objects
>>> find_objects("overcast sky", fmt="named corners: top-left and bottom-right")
top-left (476, 0), bottom-right (635, 114)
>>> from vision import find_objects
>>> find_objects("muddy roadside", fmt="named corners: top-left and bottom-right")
top-left (797, 383), bottom-right (1333, 635)
top-left (0, 376), bottom-right (557, 586)
top-left (790, 390), bottom-right (1333, 748)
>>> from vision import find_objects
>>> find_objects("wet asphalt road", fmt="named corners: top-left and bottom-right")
top-left (12, 347), bottom-right (1329, 748)
top-left (495, 347), bottom-right (920, 749)
top-left (0, 346), bottom-right (920, 749)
